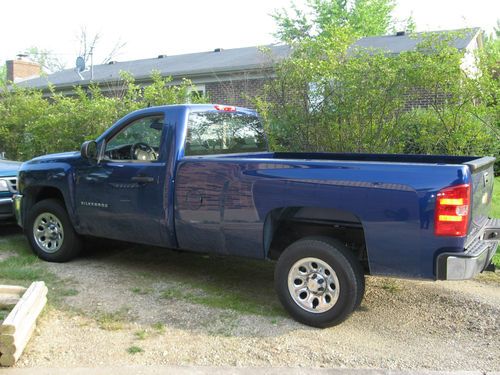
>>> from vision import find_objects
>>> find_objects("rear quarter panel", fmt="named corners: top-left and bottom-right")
top-left (175, 157), bottom-right (470, 279)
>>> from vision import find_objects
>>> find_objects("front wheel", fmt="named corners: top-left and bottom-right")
top-left (26, 199), bottom-right (82, 262)
top-left (275, 236), bottom-right (365, 328)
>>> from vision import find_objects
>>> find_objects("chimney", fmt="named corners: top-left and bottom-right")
top-left (6, 56), bottom-right (41, 83)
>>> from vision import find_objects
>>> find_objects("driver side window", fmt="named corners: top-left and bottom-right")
top-left (105, 115), bottom-right (164, 161)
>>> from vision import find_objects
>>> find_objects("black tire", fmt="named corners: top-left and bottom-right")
top-left (275, 236), bottom-right (365, 328)
top-left (26, 198), bottom-right (82, 262)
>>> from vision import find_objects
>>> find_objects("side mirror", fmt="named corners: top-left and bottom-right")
top-left (81, 140), bottom-right (98, 160)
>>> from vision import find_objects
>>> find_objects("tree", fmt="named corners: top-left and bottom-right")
top-left (0, 72), bottom-right (206, 160)
top-left (476, 21), bottom-right (500, 150)
top-left (260, 2), bottom-right (499, 164)
top-left (0, 64), bottom-right (6, 86)
top-left (480, 19), bottom-right (499, 84)
top-left (77, 26), bottom-right (126, 65)
top-left (256, 23), bottom-right (499, 166)
top-left (23, 47), bottom-right (67, 73)
top-left (273, 0), bottom-right (396, 42)
top-left (18, 27), bottom-right (126, 75)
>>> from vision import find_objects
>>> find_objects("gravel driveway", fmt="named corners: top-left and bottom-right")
top-left (1, 229), bottom-right (499, 371)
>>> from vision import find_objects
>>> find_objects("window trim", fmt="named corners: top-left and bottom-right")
top-left (183, 110), bottom-right (266, 157)
top-left (101, 112), bottom-right (167, 163)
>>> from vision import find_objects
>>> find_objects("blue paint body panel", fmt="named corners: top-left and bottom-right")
top-left (16, 104), bottom-right (496, 280)
top-left (174, 156), bottom-right (472, 278)
top-left (0, 160), bottom-right (22, 179)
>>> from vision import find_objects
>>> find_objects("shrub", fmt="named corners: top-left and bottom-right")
top-left (255, 29), bottom-right (499, 172)
top-left (0, 73), bottom-right (206, 161)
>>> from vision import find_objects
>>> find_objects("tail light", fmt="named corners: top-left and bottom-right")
top-left (434, 184), bottom-right (470, 236)
top-left (214, 105), bottom-right (236, 112)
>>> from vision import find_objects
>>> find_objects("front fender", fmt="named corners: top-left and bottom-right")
top-left (18, 162), bottom-right (77, 226)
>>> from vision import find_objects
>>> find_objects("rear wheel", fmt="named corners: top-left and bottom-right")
top-left (275, 236), bottom-right (365, 328)
top-left (26, 199), bottom-right (82, 262)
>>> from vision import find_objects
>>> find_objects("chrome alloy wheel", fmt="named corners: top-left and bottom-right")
top-left (287, 257), bottom-right (340, 313)
top-left (33, 212), bottom-right (64, 253)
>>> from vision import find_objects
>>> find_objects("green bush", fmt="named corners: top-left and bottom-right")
top-left (400, 108), bottom-right (499, 157)
top-left (255, 29), bottom-right (499, 171)
top-left (0, 72), bottom-right (206, 161)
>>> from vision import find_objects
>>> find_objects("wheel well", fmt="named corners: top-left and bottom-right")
top-left (24, 186), bottom-right (66, 217)
top-left (34, 187), bottom-right (64, 203)
top-left (264, 207), bottom-right (369, 273)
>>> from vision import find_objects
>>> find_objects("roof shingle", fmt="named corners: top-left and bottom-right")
top-left (16, 28), bottom-right (480, 90)
top-left (350, 28), bottom-right (480, 55)
top-left (17, 44), bottom-right (291, 89)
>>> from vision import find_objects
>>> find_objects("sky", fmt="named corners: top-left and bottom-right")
top-left (1, 0), bottom-right (498, 69)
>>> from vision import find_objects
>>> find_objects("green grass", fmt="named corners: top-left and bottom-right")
top-left (134, 330), bottom-right (148, 340)
top-left (492, 177), bottom-right (500, 268)
top-left (0, 309), bottom-right (9, 322)
top-left (0, 227), bottom-right (285, 324)
top-left (59, 288), bottom-right (79, 297)
top-left (151, 322), bottom-right (165, 334)
top-left (126, 346), bottom-right (144, 354)
top-left (381, 279), bottom-right (401, 293)
top-left (123, 246), bottom-right (286, 317)
top-left (491, 177), bottom-right (500, 218)
top-left (0, 235), bottom-right (56, 285)
top-left (160, 276), bottom-right (284, 317)
top-left (130, 287), bottom-right (151, 295)
top-left (96, 308), bottom-right (131, 331)
top-left (0, 232), bottom-right (82, 308)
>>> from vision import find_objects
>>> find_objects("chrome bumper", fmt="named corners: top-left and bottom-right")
top-left (436, 218), bottom-right (499, 280)
top-left (0, 197), bottom-right (14, 219)
top-left (13, 194), bottom-right (23, 227)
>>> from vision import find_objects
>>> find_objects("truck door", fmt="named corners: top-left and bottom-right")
top-left (74, 113), bottom-right (171, 246)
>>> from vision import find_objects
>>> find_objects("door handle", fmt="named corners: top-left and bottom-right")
top-left (131, 176), bottom-right (155, 183)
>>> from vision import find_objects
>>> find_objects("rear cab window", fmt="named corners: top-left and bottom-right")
top-left (185, 110), bottom-right (267, 156)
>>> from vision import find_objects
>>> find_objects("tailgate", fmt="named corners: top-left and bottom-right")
top-left (466, 157), bottom-right (496, 237)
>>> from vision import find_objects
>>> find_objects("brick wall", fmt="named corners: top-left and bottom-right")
top-left (404, 87), bottom-right (451, 110)
top-left (205, 77), bottom-right (269, 108)
top-left (6, 60), bottom-right (41, 83)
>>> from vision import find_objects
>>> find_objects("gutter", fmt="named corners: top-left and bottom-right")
top-left (30, 66), bottom-right (277, 97)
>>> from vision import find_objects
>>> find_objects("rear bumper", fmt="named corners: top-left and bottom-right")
top-left (436, 218), bottom-right (499, 280)
top-left (0, 197), bottom-right (14, 220)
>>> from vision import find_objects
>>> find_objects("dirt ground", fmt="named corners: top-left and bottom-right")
top-left (1, 225), bottom-right (499, 371)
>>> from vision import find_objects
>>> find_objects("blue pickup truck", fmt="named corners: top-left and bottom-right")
top-left (14, 104), bottom-right (499, 327)
top-left (0, 159), bottom-right (21, 221)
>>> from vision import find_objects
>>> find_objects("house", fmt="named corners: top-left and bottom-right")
top-left (10, 45), bottom-right (291, 108)
top-left (351, 28), bottom-right (483, 108)
top-left (7, 28), bottom-right (482, 108)
top-left (351, 27), bottom-right (483, 76)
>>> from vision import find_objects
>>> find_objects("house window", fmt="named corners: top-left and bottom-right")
top-left (187, 84), bottom-right (206, 102)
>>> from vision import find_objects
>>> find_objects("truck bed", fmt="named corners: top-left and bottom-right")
top-left (177, 151), bottom-right (495, 279)
top-left (212, 151), bottom-right (494, 171)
